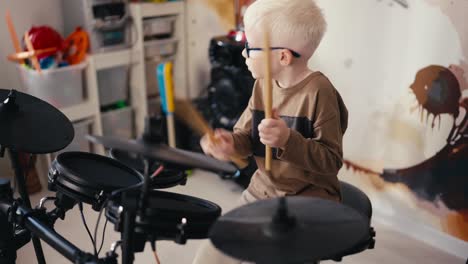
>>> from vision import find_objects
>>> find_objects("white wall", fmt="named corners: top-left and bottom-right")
top-left (311, 0), bottom-right (468, 258)
top-left (185, 0), bottom-right (235, 98)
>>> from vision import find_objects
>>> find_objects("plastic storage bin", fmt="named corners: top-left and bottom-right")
top-left (143, 15), bottom-right (177, 40)
top-left (101, 107), bottom-right (134, 139)
top-left (52, 118), bottom-right (93, 159)
top-left (144, 38), bottom-right (178, 59)
top-left (97, 66), bottom-right (129, 106)
top-left (17, 62), bottom-right (87, 108)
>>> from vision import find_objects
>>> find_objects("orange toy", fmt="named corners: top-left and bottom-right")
top-left (63, 27), bottom-right (89, 65)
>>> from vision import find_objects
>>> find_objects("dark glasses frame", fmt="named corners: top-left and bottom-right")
top-left (245, 41), bottom-right (301, 58)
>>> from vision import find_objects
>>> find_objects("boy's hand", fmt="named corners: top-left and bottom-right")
top-left (258, 109), bottom-right (290, 149)
top-left (200, 129), bottom-right (236, 161)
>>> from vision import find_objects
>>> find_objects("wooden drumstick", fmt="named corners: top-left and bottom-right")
top-left (23, 31), bottom-right (42, 73)
top-left (174, 99), bottom-right (249, 169)
top-left (5, 11), bottom-right (23, 64)
top-left (263, 29), bottom-right (273, 171)
top-left (8, 48), bottom-right (57, 62)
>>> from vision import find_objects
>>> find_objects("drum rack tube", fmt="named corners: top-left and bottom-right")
top-left (15, 204), bottom-right (94, 263)
top-left (0, 201), bottom-right (110, 264)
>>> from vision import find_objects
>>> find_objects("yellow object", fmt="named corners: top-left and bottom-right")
top-left (164, 62), bottom-right (175, 112)
top-left (163, 62), bottom-right (176, 148)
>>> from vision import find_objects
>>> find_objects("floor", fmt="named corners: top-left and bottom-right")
top-left (13, 170), bottom-right (465, 264)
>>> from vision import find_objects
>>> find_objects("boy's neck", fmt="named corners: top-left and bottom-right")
top-left (274, 65), bottom-right (314, 89)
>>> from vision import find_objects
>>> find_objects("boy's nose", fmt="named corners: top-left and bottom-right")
top-left (241, 48), bottom-right (248, 59)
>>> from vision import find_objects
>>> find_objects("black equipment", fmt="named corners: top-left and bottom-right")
top-left (0, 88), bottom-right (375, 264)
top-left (0, 89), bottom-right (74, 154)
top-left (208, 66), bottom-right (254, 129)
top-left (0, 89), bottom-right (226, 264)
top-left (0, 89), bottom-right (76, 264)
top-left (106, 190), bottom-right (221, 245)
top-left (209, 34), bottom-right (248, 70)
top-left (86, 134), bottom-right (238, 174)
top-left (207, 33), bottom-right (254, 130)
top-left (206, 33), bottom-right (257, 187)
top-left (48, 152), bottom-right (144, 211)
top-left (209, 191), bottom-right (376, 264)
top-left (109, 149), bottom-right (187, 189)
top-left (0, 179), bottom-right (115, 264)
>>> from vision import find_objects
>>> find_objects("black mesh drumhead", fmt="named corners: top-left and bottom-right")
top-left (109, 149), bottom-right (187, 189)
top-left (56, 152), bottom-right (143, 190)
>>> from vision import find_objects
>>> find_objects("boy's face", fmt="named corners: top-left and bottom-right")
top-left (242, 27), bottom-right (281, 79)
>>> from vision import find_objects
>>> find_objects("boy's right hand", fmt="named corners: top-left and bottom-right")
top-left (200, 129), bottom-right (236, 161)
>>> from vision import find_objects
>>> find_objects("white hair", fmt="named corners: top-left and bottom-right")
top-left (243, 0), bottom-right (327, 59)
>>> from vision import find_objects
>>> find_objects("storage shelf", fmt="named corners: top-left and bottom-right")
top-left (130, 1), bottom-right (188, 99)
top-left (91, 49), bottom-right (142, 70)
top-left (60, 100), bottom-right (98, 122)
top-left (37, 1), bottom-right (188, 184)
top-left (136, 2), bottom-right (184, 18)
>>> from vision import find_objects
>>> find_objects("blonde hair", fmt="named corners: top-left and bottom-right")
top-left (243, 0), bottom-right (327, 59)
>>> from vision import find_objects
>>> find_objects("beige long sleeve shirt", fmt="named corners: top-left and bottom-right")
top-left (232, 71), bottom-right (348, 201)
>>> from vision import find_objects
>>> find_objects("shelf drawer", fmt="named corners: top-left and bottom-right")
top-left (97, 66), bottom-right (129, 106)
top-left (143, 15), bottom-right (177, 40)
top-left (144, 38), bottom-right (178, 59)
top-left (101, 107), bottom-right (134, 139)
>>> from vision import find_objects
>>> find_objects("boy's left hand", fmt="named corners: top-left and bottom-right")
top-left (258, 109), bottom-right (290, 149)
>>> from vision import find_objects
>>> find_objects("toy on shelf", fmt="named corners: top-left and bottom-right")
top-left (25, 26), bottom-right (64, 60)
top-left (5, 17), bottom-right (90, 70)
top-left (63, 27), bottom-right (89, 65)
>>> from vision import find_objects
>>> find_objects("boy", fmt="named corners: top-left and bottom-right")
top-left (193, 0), bottom-right (348, 262)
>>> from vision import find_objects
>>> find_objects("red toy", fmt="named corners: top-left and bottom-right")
top-left (25, 26), bottom-right (64, 59)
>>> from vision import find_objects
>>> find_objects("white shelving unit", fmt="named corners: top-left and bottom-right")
top-left (36, 1), bottom-right (188, 184)
top-left (130, 1), bottom-right (189, 99)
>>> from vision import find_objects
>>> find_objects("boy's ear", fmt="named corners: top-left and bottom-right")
top-left (279, 50), bottom-right (293, 66)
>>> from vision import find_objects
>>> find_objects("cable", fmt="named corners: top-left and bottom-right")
top-left (79, 202), bottom-right (98, 256)
top-left (151, 241), bottom-right (161, 264)
top-left (151, 165), bottom-right (164, 178)
top-left (97, 219), bottom-right (108, 255)
top-left (91, 164), bottom-right (162, 257)
top-left (93, 200), bottom-right (107, 257)
top-left (92, 180), bottom-right (144, 256)
top-left (153, 250), bottom-right (161, 264)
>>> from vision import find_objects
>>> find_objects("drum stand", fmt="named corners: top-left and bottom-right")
top-left (0, 149), bottom-right (120, 264)
top-left (0, 146), bottom-right (47, 264)
top-left (118, 153), bottom-right (189, 264)
top-left (120, 160), bottom-right (154, 264)
top-left (0, 176), bottom-right (121, 264)
top-left (116, 116), bottom-right (191, 264)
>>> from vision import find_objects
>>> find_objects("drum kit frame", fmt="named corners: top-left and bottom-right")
top-left (0, 89), bottom-right (376, 264)
top-left (0, 89), bottom-right (232, 264)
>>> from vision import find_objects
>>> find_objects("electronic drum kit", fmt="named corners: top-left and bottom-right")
top-left (0, 89), bottom-right (375, 264)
